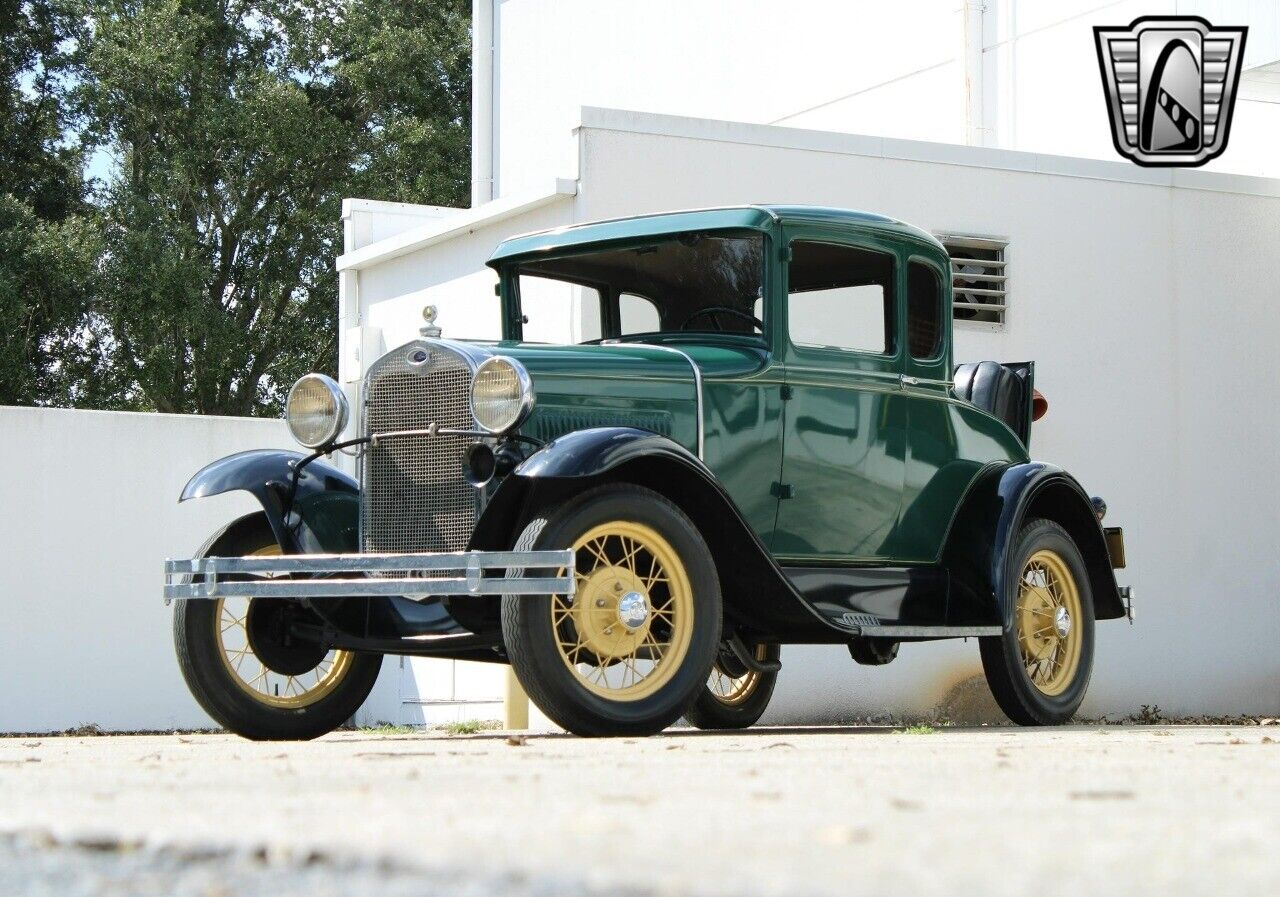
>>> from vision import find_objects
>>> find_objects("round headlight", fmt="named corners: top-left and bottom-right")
top-left (471, 356), bottom-right (534, 434)
top-left (286, 373), bottom-right (348, 448)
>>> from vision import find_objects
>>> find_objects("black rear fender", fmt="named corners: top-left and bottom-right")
top-left (943, 462), bottom-right (1125, 628)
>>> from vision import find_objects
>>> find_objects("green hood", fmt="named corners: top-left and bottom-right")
top-left (497, 341), bottom-right (765, 451)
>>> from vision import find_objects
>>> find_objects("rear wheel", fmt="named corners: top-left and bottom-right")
top-left (173, 515), bottom-right (382, 740)
top-left (980, 518), bottom-right (1095, 725)
top-left (684, 643), bottom-right (779, 730)
top-left (501, 484), bottom-right (722, 737)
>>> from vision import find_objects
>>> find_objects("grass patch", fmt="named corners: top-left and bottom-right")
top-left (358, 723), bottom-right (420, 735)
top-left (439, 719), bottom-right (503, 736)
top-left (896, 725), bottom-right (937, 735)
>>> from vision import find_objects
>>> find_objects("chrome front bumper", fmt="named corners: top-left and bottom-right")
top-left (163, 550), bottom-right (575, 603)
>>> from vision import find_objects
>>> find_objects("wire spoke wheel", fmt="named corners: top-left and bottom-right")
top-left (550, 521), bottom-right (695, 702)
top-left (214, 544), bottom-right (354, 709)
top-left (706, 647), bottom-right (765, 707)
top-left (1015, 549), bottom-right (1083, 697)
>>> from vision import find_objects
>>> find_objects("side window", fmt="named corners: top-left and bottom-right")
top-left (619, 292), bottom-right (661, 334)
top-left (787, 241), bottom-right (894, 354)
top-left (518, 275), bottom-right (601, 343)
top-left (907, 262), bottom-right (943, 359)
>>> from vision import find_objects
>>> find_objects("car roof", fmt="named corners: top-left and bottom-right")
top-left (488, 204), bottom-right (945, 265)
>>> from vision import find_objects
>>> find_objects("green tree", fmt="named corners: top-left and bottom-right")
top-left (0, 0), bottom-right (100, 406)
top-left (74, 0), bottom-right (469, 415)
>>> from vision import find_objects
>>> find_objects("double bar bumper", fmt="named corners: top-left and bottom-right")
top-left (163, 549), bottom-right (576, 603)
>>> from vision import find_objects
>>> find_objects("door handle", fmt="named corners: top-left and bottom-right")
top-left (900, 375), bottom-right (921, 387)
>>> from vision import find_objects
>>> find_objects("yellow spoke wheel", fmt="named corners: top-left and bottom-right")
top-left (1015, 549), bottom-right (1083, 697)
top-left (551, 521), bottom-right (696, 702)
top-left (979, 518), bottom-right (1095, 727)
top-left (707, 646), bottom-right (767, 707)
top-left (214, 544), bottom-right (354, 709)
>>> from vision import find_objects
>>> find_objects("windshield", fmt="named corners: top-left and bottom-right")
top-left (511, 231), bottom-right (764, 344)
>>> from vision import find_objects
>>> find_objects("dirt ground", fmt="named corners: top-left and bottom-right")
top-left (1, 725), bottom-right (1277, 896)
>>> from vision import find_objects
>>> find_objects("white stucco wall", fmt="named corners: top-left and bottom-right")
top-left (0, 407), bottom-right (292, 732)
top-left (343, 109), bottom-right (1280, 722)
top-left (485, 0), bottom-right (1280, 197)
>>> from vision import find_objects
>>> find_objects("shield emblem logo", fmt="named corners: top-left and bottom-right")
top-left (1094, 17), bottom-right (1247, 167)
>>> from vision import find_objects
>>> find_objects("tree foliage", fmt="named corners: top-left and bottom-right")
top-left (1, 0), bottom-right (470, 414)
top-left (0, 0), bottom-right (100, 405)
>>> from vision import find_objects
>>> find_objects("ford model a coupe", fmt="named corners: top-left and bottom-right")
top-left (166, 206), bottom-right (1132, 739)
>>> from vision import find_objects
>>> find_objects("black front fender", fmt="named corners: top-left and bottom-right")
top-left (943, 461), bottom-right (1125, 628)
top-left (180, 449), bottom-right (359, 554)
top-left (469, 428), bottom-right (843, 641)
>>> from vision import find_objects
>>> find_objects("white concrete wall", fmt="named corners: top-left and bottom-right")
top-left (345, 109), bottom-right (1280, 721)
top-left (486, 0), bottom-right (1280, 196)
top-left (0, 407), bottom-right (292, 732)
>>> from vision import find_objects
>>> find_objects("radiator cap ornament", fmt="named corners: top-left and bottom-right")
top-left (420, 304), bottom-right (442, 338)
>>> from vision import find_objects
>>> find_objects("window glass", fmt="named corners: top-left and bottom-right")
top-left (619, 292), bottom-right (661, 334)
top-left (512, 232), bottom-right (763, 343)
top-left (907, 262), bottom-right (943, 359)
top-left (518, 276), bottom-right (601, 343)
top-left (788, 242), bottom-right (894, 354)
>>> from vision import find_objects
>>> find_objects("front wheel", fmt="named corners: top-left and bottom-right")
top-left (173, 514), bottom-right (382, 740)
top-left (684, 643), bottom-right (780, 730)
top-left (979, 518), bottom-right (1095, 725)
top-left (501, 484), bottom-right (723, 737)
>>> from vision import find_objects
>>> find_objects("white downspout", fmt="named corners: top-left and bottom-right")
top-left (471, 0), bottom-right (495, 206)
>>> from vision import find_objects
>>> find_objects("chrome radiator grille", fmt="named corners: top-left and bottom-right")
top-left (360, 344), bottom-right (478, 555)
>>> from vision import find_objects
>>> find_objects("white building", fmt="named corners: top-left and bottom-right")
top-left (341, 1), bottom-right (1280, 726)
top-left (8, 2), bottom-right (1276, 734)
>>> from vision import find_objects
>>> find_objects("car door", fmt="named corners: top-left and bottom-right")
top-left (772, 229), bottom-right (908, 563)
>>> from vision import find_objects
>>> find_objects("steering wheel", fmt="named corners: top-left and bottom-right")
top-left (682, 306), bottom-right (764, 332)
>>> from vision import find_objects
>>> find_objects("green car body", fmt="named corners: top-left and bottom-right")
top-left (171, 204), bottom-right (1131, 739)
top-left (475, 206), bottom-right (1124, 642)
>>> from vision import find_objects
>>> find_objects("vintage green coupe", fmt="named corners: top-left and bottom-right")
top-left (166, 206), bottom-right (1131, 739)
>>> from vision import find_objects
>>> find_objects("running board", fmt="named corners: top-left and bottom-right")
top-left (857, 625), bottom-right (1001, 638)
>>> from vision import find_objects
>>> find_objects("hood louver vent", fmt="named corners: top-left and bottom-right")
top-left (524, 409), bottom-right (674, 444)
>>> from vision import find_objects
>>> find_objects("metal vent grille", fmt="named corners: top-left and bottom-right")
top-left (360, 344), bottom-right (477, 556)
top-left (938, 235), bottom-right (1007, 326)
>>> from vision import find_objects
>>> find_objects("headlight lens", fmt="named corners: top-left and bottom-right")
top-left (471, 356), bottom-right (534, 433)
top-left (286, 373), bottom-right (348, 448)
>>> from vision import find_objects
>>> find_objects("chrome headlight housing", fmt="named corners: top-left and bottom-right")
top-left (471, 356), bottom-right (534, 434)
top-left (285, 373), bottom-right (348, 448)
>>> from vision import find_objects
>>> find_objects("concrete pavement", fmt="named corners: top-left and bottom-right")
top-left (1, 725), bottom-right (1276, 895)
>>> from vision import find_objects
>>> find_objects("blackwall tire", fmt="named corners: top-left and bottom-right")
top-left (979, 518), bottom-right (1095, 726)
top-left (684, 644), bottom-right (780, 730)
top-left (172, 514), bottom-right (382, 741)
top-left (501, 484), bottom-right (722, 737)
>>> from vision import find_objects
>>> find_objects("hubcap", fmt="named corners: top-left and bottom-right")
top-left (618, 591), bottom-right (650, 631)
top-left (1054, 606), bottom-right (1073, 638)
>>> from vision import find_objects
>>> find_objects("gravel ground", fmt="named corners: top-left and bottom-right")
top-left (1, 725), bottom-right (1277, 896)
